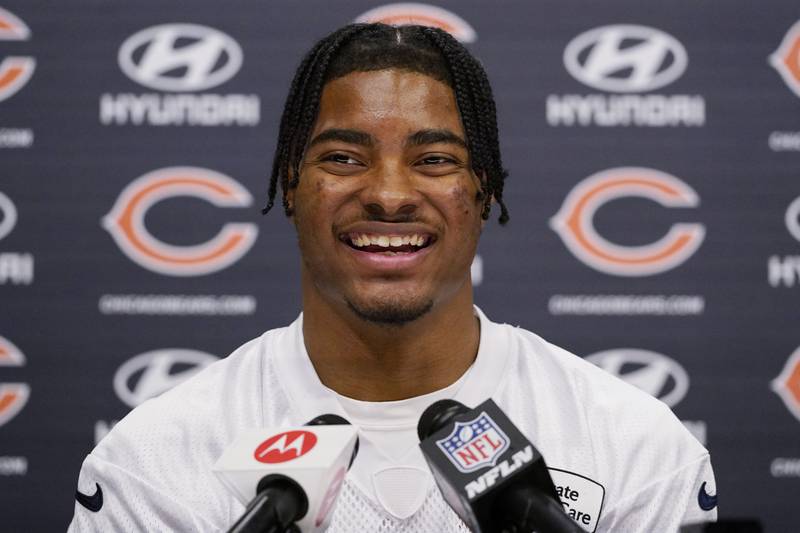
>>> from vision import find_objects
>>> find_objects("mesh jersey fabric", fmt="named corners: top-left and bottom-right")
top-left (330, 365), bottom-right (472, 519)
top-left (68, 307), bottom-right (717, 532)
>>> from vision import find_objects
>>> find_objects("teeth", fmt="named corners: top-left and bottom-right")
top-left (348, 233), bottom-right (428, 248)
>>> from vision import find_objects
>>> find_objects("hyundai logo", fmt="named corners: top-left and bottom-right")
top-left (564, 24), bottom-right (688, 93)
top-left (118, 24), bottom-right (243, 92)
top-left (785, 196), bottom-right (800, 243)
top-left (0, 191), bottom-right (17, 241)
top-left (585, 348), bottom-right (689, 407)
top-left (113, 349), bottom-right (218, 408)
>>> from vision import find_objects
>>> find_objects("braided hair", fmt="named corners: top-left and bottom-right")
top-left (264, 23), bottom-right (509, 224)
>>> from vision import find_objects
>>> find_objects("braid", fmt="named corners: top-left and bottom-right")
top-left (264, 25), bottom-right (372, 215)
top-left (264, 23), bottom-right (510, 225)
top-left (472, 57), bottom-right (510, 224)
top-left (420, 27), bottom-right (509, 224)
top-left (289, 26), bottom-right (372, 187)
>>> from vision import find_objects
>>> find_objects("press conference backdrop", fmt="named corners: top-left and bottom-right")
top-left (1, 0), bottom-right (798, 530)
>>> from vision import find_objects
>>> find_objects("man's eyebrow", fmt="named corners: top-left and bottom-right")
top-left (308, 129), bottom-right (374, 148)
top-left (406, 129), bottom-right (467, 149)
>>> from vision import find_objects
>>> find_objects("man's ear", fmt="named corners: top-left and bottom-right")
top-left (285, 186), bottom-right (296, 218)
top-left (284, 168), bottom-right (298, 218)
top-left (475, 169), bottom-right (487, 188)
top-left (476, 171), bottom-right (492, 225)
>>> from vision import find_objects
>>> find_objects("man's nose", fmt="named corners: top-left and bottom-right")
top-left (359, 162), bottom-right (420, 219)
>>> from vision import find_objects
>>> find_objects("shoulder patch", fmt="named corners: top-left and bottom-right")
top-left (548, 468), bottom-right (605, 532)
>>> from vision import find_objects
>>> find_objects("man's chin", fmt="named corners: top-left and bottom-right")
top-left (346, 298), bottom-right (434, 326)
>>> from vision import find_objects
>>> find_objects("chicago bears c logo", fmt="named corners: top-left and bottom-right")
top-left (355, 3), bottom-right (477, 43)
top-left (0, 336), bottom-right (29, 428)
top-left (772, 347), bottom-right (800, 423)
top-left (102, 167), bottom-right (258, 276)
top-left (0, 8), bottom-right (35, 103)
top-left (550, 167), bottom-right (705, 276)
top-left (770, 21), bottom-right (800, 98)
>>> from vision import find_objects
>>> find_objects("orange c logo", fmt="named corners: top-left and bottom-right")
top-left (355, 3), bottom-right (477, 43)
top-left (102, 167), bottom-right (258, 276)
top-left (770, 21), bottom-right (800, 98)
top-left (550, 167), bottom-right (705, 276)
top-left (0, 336), bottom-right (29, 428)
top-left (772, 346), bottom-right (800, 423)
top-left (0, 8), bottom-right (35, 103)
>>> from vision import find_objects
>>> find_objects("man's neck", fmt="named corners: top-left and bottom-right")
top-left (301, 287), bottom-right (480, 402)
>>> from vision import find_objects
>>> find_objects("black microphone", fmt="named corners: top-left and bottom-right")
top-left (227, 474), bottom-right (306, 533)
top-left (418, 399), bottom-right (583, 533)
top-left (216, 414), bottom-right (359, 533)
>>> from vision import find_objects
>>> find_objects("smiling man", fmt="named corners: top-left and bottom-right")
top-left (292, 66), bottom-right (485, 402)
top-left (69, 24), bottom-right (716, 532)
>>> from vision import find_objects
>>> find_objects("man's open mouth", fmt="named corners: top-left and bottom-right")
top-left (341, 233), bottom-right (435, 255)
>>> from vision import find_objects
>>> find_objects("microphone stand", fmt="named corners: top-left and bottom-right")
top-left (494, 485), bottom-right (584, 533)
top-left (227, 475), bottom-right (307, 533)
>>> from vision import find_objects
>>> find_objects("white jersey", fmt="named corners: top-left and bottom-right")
top-left (68, 308), bottom-right (717, 532)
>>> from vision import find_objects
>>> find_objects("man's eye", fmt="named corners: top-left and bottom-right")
top-left (324, 154), bottom-right (361, 165)
top-left (419, 156), bottom-right (456, 166)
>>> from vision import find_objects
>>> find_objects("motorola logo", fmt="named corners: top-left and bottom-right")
top-left (118, 24), bottom-right (243, 92)
top-left (113, 349), bottom-right (218, 408)
top-left (585, 348), bottom-right (689, 407)
top-left (564, 24), bottom-right (687, 93)
top-left (254, 431), bottom-right (318, 464)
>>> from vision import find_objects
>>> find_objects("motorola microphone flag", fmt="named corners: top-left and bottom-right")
top-left (214, 415), bottom-right (359, 533)
top-left (418, 399), bottom-right (583, 533)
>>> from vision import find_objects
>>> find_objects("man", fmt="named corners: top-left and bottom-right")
top-left (69, 23), bottom-right (716, 531)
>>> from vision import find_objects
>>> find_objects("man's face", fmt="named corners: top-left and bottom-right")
top-left (290, 69), bottom-right (483, 325)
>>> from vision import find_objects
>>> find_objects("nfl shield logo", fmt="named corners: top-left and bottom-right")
top-left (435, 411), bottom-right (510, 473)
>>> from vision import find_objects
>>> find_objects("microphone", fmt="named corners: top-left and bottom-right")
top-left (214, 414), bottom-right (359, 533)
top-left (418, 399), bottom-right (583, 533)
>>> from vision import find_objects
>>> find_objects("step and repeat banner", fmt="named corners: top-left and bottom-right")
top-left (1, 1), bottom-right (799, 530)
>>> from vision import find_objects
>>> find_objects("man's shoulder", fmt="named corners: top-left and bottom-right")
top-left (503, 323), bottom-right (674, 416)
top-left (497, 322), bottom-right (706, 463)
top-left (72, 323), bottom-right (304, 527)
top-left (494, 323), bottom-right (713, 526)
top-left (89, 327), bottom-right (293, 485)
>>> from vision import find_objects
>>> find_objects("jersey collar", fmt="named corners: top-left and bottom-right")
top-left (271, 305), bottom-right (513, 426)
